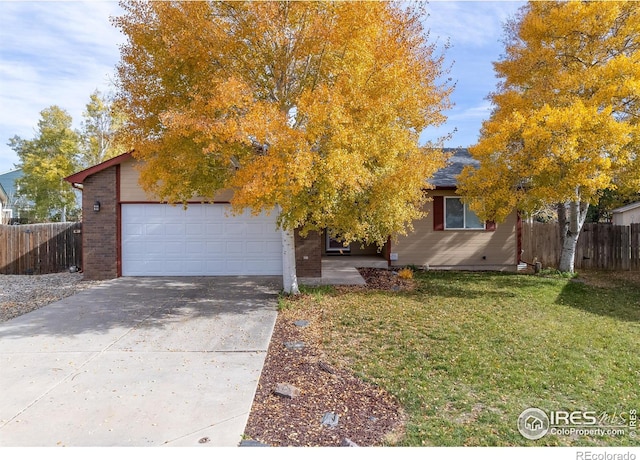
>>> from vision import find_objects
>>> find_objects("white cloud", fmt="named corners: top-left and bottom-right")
top-left (0, 1), bottom-right (124, 172)
top-left (426, 1), bottom-right (524, 49)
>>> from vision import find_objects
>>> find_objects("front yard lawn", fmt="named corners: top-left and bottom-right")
top-left (284, 270), bottom-right (640, 446)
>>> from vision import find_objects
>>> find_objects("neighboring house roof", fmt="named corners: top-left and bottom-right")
top-left (65, 150), bottom-right (134, 186)
top-left (0, 168), bottom-right (23, 199)
top-left (611, 201), bottom-right (640, 214)
top-left (429, 148), bottom-right (478, 188)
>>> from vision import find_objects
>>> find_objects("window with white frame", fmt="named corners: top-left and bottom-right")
top-left (444, 197), bottom-right (485, 230)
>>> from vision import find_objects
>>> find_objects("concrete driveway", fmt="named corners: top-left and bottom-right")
top-left (0, 276), bottom-right (280, 447)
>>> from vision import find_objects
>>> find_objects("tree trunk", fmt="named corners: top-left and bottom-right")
top-left (281, 226), bottom-right (300, 294)
top-left (278, 203), bottom-right (299, 294)
top-left (556, 200), bottom-right (588, 272)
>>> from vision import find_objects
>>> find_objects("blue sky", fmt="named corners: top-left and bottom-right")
top-left (0, 0), bottom-right (525, 174)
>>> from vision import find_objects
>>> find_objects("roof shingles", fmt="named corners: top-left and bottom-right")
top-left (429, 148), bottom-right (477, 188)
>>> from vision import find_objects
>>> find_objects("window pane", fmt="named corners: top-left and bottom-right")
top-left (445, 198), bottom-right (464, 228)
top-left (464, 205), bottom-right (485, 229)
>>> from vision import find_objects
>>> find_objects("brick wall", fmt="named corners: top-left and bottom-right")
top-left (295, 229), bottom-right (321, 277)
top-left (82, 167), bottom-right (118, 280)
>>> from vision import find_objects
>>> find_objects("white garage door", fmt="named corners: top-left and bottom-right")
top-left (121, 204), bottom-right (282, 276)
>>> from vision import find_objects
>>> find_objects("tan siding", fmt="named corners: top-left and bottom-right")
top-left (119, 159), bottom-right (150, 201)
top-left (392, 190), bottom-right (517, 270)
top-left (119, 158), bottom-right (233, 202)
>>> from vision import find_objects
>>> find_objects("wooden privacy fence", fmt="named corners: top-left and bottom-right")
top-left (522, 222), bottom-right (640, 271)
top-left (0, 222), bottom-right (82, 275)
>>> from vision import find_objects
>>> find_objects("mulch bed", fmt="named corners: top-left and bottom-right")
top-left (243, 268), bottom-right (410, 447)
top-left (357, 267), bottom-right (417, 291)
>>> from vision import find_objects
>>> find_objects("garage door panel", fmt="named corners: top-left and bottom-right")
top-left (123, 223), bottom-right (143, 236)
top-left (186, 223), bottom-right (205, 236)
top-left (144, 224), bottom-right (165, 236)
top-left (205, 259), bottom-right (225, 273)
top-left (122, 244), bottom-right (144, 256)
top-left (204, 205), bottom-right (224, 218)
top-left (206, 223), bottom-right (223, 234)
top-left (144, 206), bottom-right (167, 218)
top-left (203, 241), bottom-right (224, 255)
top-left (224, 260), bottom-right (244, 272)
top-left (122, 204), bottom-right (282, 276)
top-left (144, 251), bottom-right (167, 261)
top-left (246, 241), bottom-right (264, 253)
top-left (185, 241), bottom-right (205, 254)
top-left (223, 222), bottom-right (245, 237)
top-left (266, 241), bottom-right (282, 252)
top-left (183, 260), bottom-right (205, 272)
top-left (226, 241), bottom-right (243, 253)
top-left (164, 242), bottom-right (185, 255)
top-left (165, 223), bottom-right (184, 236)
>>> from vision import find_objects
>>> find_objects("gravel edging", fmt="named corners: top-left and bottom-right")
top-left (0, 273), bottom-right (104, 323)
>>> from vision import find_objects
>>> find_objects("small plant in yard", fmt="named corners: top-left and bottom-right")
top-left (397, 267), bottom-right (414, 280)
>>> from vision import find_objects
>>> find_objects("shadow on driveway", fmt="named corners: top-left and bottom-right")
top-left (0, 276), bottom-right (282, 342)
top-left (0, 276), bottom-right (281, 447)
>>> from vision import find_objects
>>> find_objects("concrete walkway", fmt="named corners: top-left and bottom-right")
top-left (299, 256), bottom-right (388, 286)
top-left (0, 276), bottom-right (280, 447)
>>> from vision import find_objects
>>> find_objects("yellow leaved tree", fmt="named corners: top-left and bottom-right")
top-left (113, 1), bottom-right (451, 292)
top-left (458, 0), bottom-right (640, 273)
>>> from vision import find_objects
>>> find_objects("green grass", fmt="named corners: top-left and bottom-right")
top-left (289, 271), bottom-right (640, 446)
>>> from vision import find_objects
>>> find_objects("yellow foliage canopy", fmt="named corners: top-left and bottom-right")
top-left (113, 1), bottom-right (451, 247)
top-left (458, 0), bottom-right (640, 223)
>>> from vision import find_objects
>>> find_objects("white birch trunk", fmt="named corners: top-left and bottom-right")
top-left (558, 226), bottom-right (580, 272)
top-left (281, 226), bottom-right (300, 294)
top-left (557, 199), bottom-right (588, 273)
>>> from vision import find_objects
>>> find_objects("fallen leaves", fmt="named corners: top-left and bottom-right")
top-left (243, 278), bottom-right (406, 446)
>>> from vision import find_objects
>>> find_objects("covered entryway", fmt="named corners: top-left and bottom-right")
top-left (121, 204), bottom-right (282, 276)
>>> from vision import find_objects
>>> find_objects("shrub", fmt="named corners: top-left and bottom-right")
top-left (397, 267), bottom-right (414, 280)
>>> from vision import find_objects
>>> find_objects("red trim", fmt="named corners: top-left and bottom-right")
top-left (64, 150), bottom-right (134, 185)
top-left (116, 164), bottom-right (122, 277)
top-left (433, 196), bottom-right (444, 231)
top-left (82, 195), bottom-right (87, 275)
top-left (433, 186), bottom-right (457, 191)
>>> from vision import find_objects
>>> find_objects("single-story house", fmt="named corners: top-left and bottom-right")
top-left (64, 149), bottom-right (521, 280)
top-left (611, 201), bottom-right (640, 226)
